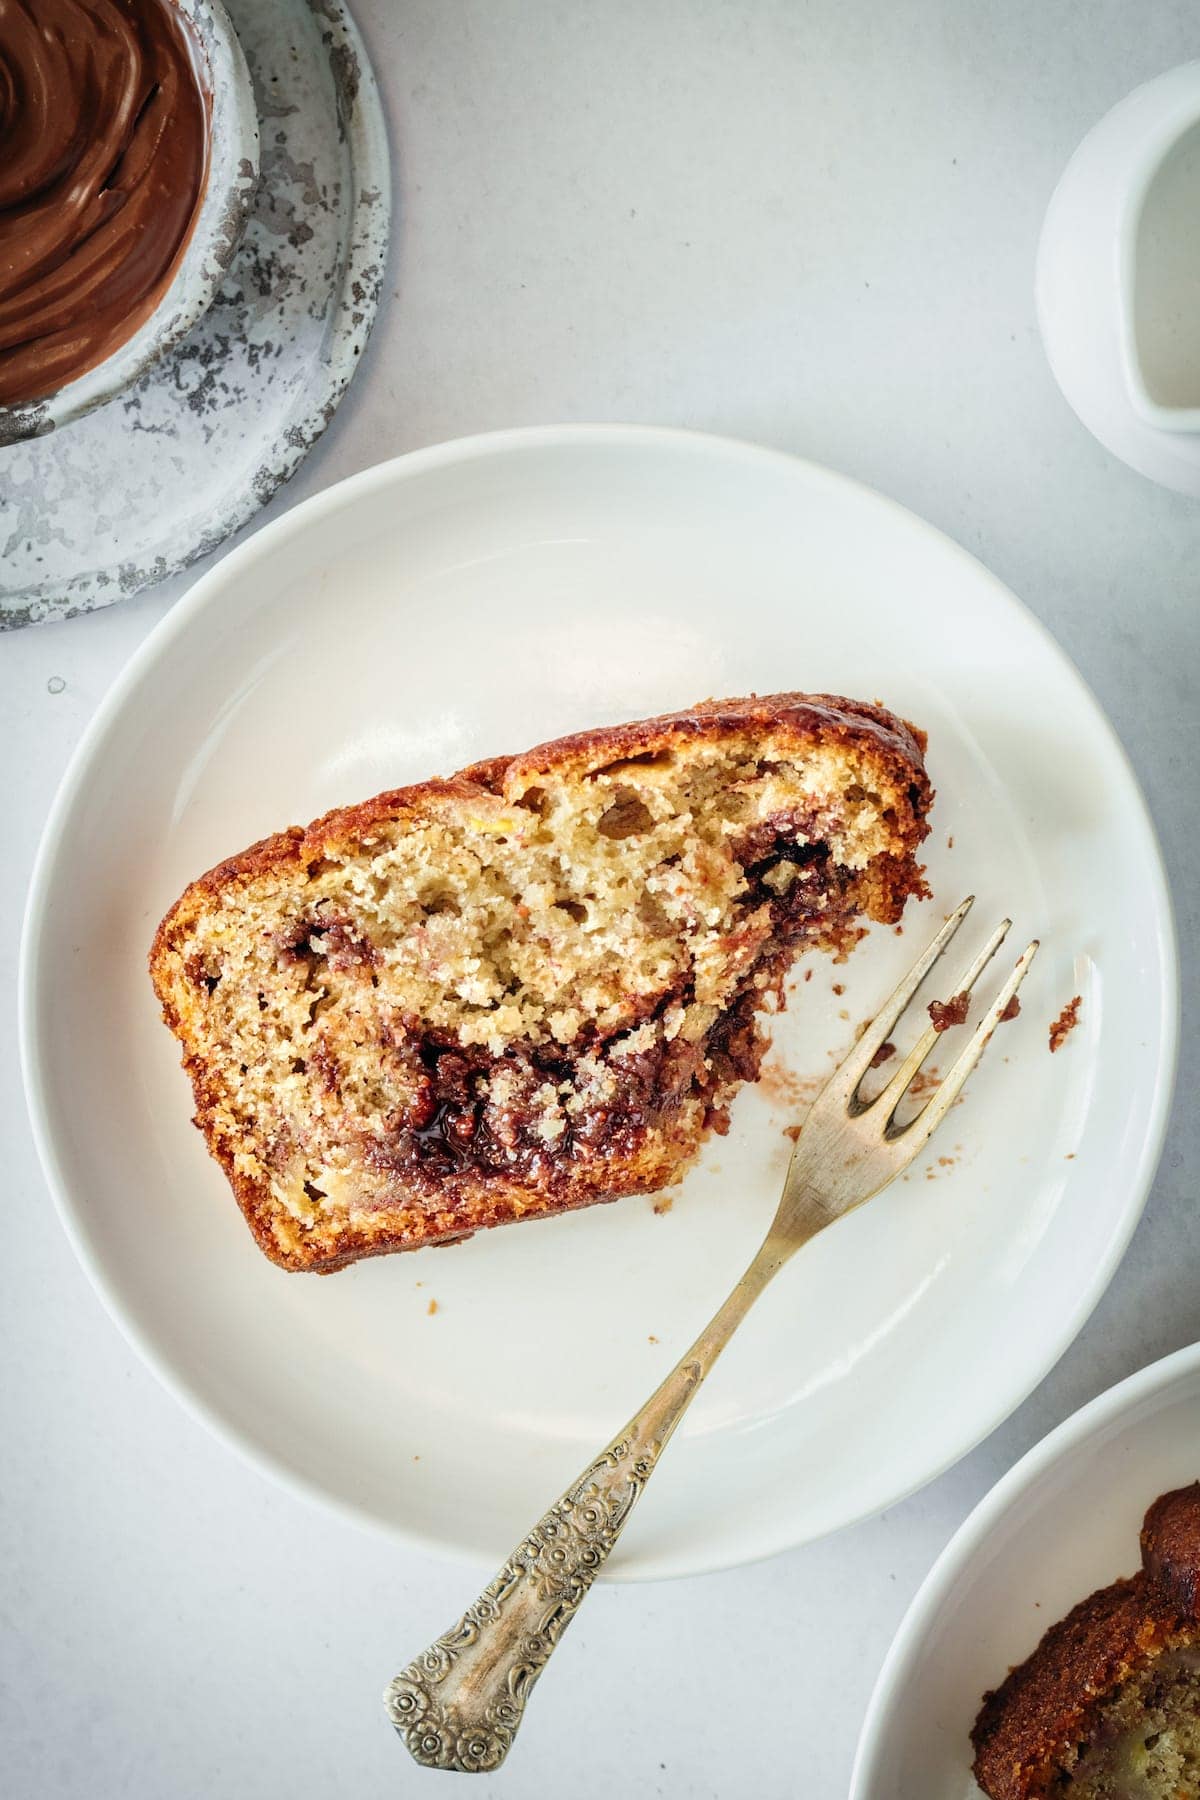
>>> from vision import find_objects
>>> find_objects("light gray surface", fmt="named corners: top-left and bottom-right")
top-left (2, 4), bottom-right (1197, 1796)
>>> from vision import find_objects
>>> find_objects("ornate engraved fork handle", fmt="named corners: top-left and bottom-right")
top-left (385, 1238), bottom-right (789, 1773)
top-left (386, 905), bottom-right (1038, 1774)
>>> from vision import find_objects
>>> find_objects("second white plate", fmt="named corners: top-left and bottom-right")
top-left (21, 426), bottom-right (1177, 1578)
top-left (852, 1342), bottom-right (1200, 1798)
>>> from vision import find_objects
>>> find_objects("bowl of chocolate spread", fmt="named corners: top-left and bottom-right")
top-left (0, 0), bottom-right (259, 444)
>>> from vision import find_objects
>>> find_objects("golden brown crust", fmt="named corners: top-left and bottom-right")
top-left (153, 692), bottom-right (930, 917)
top-left (972, 1488), bottom-right (1200, 1799)
top-left (480, 691), bottom-right (929, 789)
top-left (1142, 1484), bottom-right (1200, 1620)
top-left (149, 691), bottom-right (932, 1272)
top-left (971, 1578), bottom-right (1186, 1799)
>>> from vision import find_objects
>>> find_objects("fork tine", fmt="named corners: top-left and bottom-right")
top-left (834, 895), bottom-right (975, 1094)
top-left (887, 940), bottom-right (1039, 1149)
top-left (863, 916), bottom-right (1012, 1117)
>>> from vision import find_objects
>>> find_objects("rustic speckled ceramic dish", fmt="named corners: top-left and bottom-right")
top-left (0, 0), bottom-right (390, 629)
top-left (0, 0), bottom-right (259, 449)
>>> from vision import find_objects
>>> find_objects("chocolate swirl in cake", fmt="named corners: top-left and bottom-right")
top-left (0, 0), bottom-right (210, 407)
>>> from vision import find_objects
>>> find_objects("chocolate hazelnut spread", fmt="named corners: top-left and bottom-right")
top-left (0, 0), bottom-right (210, 408)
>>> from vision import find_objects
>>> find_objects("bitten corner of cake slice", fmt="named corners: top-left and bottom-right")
top-left (149, 690), bottom-right (934, 1272)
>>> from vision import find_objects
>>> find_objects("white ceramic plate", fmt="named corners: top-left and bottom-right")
top-left (20, 426), bottom-right (1177, 1580)
top-left (851, 1342), bottom-right (1200, 1799)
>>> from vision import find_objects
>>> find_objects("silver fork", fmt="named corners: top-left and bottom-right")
top-left (385, 896), bottom-right (1037, 1774)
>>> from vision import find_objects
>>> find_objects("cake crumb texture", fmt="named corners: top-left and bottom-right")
top-left (150, 691), bottom-right (932, 1270)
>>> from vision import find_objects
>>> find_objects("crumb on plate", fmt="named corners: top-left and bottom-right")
top-left (1049, 995), bottom-right (1082, 1052)
top-left (928, 991), bottom-right (970, 1032)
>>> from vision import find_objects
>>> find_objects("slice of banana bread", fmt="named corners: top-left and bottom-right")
top-left (1142, 1484), bottom-right (1200, 1620)
top-left (150, 691), bottom-right (932, 1272)
top-left (972, 1484), bottom-right (1200, 1799)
